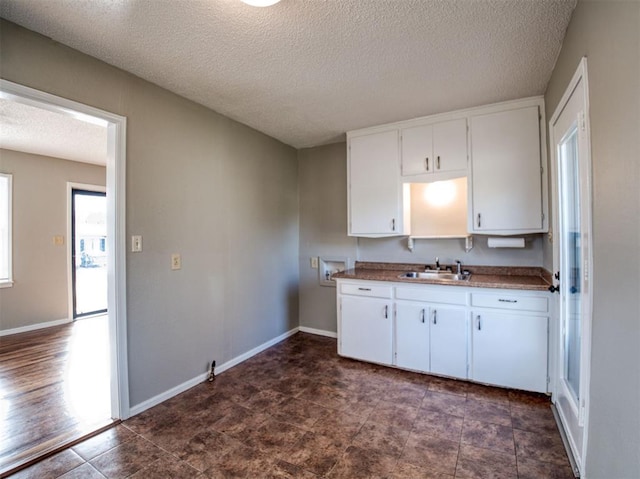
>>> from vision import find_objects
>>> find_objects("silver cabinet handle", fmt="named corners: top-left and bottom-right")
top-left (477, 213), bottom-right (482, 228)
top-left (421, 309), bottom-right (425, 323)
top-left (477, 315), bottom-right (481, 331)
top-left (358, 287), bottom-right (371, 291)
top-left (384, 305), bottom-right (388, 319)
top-left (498, 299), bottom-right (517, 303)
top-left (433, 309), bottom-right (437, 325)
top-left (391, 218), bottom-right (396, 231)
top-left (437, 156), bottom-right (441, 169)
top-left (425, 157), bottom-right (429, 171)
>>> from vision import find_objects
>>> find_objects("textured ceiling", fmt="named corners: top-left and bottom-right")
top-left (0, 99), bottom-right (107, 165)
top-left (0, 0), bottom-right (576, 149)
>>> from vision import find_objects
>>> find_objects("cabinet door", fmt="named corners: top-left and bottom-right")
top-left (470, 106), bottom-right (543, 232)
top-left (472, 311), bottom-right (548, 392)
top-left (430, 307), bottom-right (468, 378)
top-left (433, 118), bottom-right (468, 173)
top-left (401, 124), bottom-right (433, 176)
top-left (395, 302), bottom-right (430, 372)
top-left (340, 296), bottom-right (393, 365)
top-left (349, 130), bottom-right (403, 236)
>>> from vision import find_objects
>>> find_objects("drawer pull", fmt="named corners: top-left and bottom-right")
top-left (477, 315), bottom-right (482, 331)
top-left (433, 309), bottom-right (437, 325)
top-left (421, 309), bottom-right (425, 323)
top-left (436, 155), bottom-right (441, 169)
top-left (498, 299), bottom-right (518, 303)
top-left (358, 288), bottom-right (372, 291)
top-left (425, 157), bottom-right (429, 171)
top-left (384, 305), bottom-right (388, 319)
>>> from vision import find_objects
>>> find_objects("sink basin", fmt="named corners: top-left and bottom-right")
top-left (399, 271), bottom-right (470, 281)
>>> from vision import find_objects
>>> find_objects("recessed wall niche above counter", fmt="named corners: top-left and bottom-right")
top-left (346, 97), bottom-right (548, 238)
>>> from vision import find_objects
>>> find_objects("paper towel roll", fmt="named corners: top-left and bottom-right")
top-left (487, 237), bottom-right (525, 248)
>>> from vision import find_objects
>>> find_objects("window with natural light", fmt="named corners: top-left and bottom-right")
top-left (0, 173), bottom-right (12, 286)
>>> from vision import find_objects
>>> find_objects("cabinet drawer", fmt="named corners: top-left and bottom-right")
top-left (341, 283), bottom-right (393, 299)
top-left (471, 293), bottom-right (548, 313)
top-left (396, 287), bottom-right (467, 305)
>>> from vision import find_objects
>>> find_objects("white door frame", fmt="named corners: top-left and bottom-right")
top-left (67, 182), bottom-right (107, 320)
top-left (0, 79), bottom-right (130, 419)
top-left (548, 57), bottom-right (593, 476)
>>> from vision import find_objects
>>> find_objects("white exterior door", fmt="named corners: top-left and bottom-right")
top-left (549, 58), bottom-right (593, 477)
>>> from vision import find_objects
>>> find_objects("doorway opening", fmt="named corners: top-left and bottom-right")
top-left (71, 187), bottom-right (108, 319)
top-left (0, 80), bottom-right (128, 476)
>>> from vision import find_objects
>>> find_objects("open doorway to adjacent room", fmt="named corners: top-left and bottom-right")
top-left (0, 80), bottom-right (128, 476)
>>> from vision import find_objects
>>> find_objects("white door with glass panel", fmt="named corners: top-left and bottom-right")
top-left (549, 58), bottom-right (592, 476)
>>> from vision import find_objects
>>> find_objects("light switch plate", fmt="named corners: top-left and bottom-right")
top-left (171, 253), bottom-right (181, 270)
top-left (310, 257), bottom-right (319, 269)
top-left (132, 235), bottom-right (142, 252)
top-left (53, 235), bottom-right (64, 246)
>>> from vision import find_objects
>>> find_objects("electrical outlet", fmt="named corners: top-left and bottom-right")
top-left (171, 253), bottom-right (181, 270)
top-left (132, 235), bottom-right (143, 252)
top-left (53, 235), bottom-right (64, 246)
top-left (310, 257), bottom-right (319, 269)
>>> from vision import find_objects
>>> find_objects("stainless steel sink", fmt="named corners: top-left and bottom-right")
top-left (399, 271), bottom-right (471, 281)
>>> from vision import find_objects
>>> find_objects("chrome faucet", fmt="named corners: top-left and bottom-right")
top-left (435, 257), bottom-right (440, 271)
top-left (456, 260), bottom-right (462, 275)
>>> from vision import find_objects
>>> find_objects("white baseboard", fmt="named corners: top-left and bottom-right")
top-left (129, 371), bottom-right (209, 417)
top-left (128, 326), bottom-right (300, 417)
top-left (299, 326), bottom-right (338, 338)
top-left (214, 327), bottom-right (300, 375)
top-left (0, 318), bottom-right (72, 337)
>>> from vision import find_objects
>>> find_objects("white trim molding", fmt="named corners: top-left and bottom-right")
top-left (298, 326), bottom-right (338, 338)
top-left (0, 318), bottom-right (72, 337)
top-left (129, 327), bottom-right (300, 417)
top-left (0, 79), bottom-right (130, 420)
top-left (0, 173), bottom-right (12, 287)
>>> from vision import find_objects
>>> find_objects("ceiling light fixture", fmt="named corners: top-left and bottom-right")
top-left (240, 0), bottom-right (281, 6)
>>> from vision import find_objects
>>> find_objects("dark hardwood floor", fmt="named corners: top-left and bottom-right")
top-left (0, 316), bottom-right (114, 476)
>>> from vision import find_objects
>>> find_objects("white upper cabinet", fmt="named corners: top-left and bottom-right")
top-left (346, 97), bottom-right (547, 237)
top-left (348, 130), bottom-right (409, 237)
top-left (401, 118), bottom-right (468, 178)
top-left (469, 104), bottom-right (548, 234)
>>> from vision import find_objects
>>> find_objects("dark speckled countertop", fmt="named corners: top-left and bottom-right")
top-left (333, 261), bottom-right (552, 292)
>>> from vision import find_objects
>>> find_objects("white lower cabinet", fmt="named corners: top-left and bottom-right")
top-left (395, 302), bottom-right (430, 371)
top-left (340, 295), bottom-right (393, 365)
top-left (394, 303), bottom-right (468, 378)
top-left (430, 307), bottom-right (468, 379)
top-left (337, 279), bottom-right (549, 393)
top-left (471, 311), bottom-right (548, 392)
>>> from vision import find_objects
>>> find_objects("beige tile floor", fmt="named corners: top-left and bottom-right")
top-left (10, 333), bottom-right (574, 478)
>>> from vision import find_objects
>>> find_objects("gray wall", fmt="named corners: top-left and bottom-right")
top-left (298, 143), bottom-right (357, 333)
top-left (297, 142), bottom-right (545, 333)
top-left (544, 1), bottom-right (640, 477)
top-left (0, 149), bottom-right (106, 330)
top-left (0, 20), bottom-right (299, 408)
